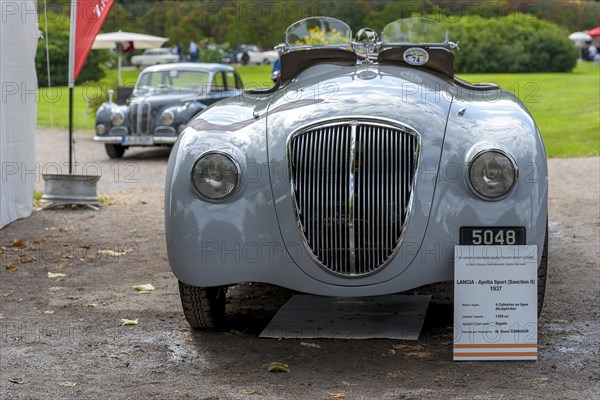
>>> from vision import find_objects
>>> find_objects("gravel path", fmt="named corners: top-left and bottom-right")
top-left (0, 128), bottom-right (597, 399)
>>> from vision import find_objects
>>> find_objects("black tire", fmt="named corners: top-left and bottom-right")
top-left (105, 143), bottom-right (125, 159)
top-left (178, 280), bottom-right (227, 330)
top-left (537, 220), bottom-right (548, 316)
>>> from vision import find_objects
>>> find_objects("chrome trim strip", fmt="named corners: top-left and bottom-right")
top-left (347, 122), bottom-right (357, 274)
top-left (92, 136), bottom-right (177, 145)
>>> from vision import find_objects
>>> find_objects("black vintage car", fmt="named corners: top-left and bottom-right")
top-left (94, 63), bottom-right (244, 158)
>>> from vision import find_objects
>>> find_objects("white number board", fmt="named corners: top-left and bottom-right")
top-left (454, 245), bottom-right (538, 361)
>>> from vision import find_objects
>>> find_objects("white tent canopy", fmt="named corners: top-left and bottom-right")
top-left (92, 31), bottom-right (169, 86)
top-left (0, 0), bottom-right (38, 229)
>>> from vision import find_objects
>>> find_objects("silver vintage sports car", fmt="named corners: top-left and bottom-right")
top-left (94, 63), bottom-right (243, 158)
top-left (165, 17), bottom-right (548, 329)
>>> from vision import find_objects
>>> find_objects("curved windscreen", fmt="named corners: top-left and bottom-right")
top-left (382, 18), bottom-right (449, 45)
top-left (285, 17), bottom-right (352, 47)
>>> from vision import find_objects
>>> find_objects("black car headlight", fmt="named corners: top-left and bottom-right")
top-left (111, 111), bottom-right (124, 126)
top-left (191, 152), bottom-right (240, 201)
top-left (160, 110), bottom-right (174, 126)
top-left (468, 150), bottom-right (517, 200)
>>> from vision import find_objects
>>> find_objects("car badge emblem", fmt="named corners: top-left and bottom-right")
top-left (403, 47), bottom-right (429, 66)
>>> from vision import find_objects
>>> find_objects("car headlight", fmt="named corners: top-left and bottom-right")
top-left (468, 150), bottom-right (517, 200)
top-left (191, 152), bottom-right (240, 201)
top-left (160, 110), bottom-right (174, 125)
top-left (95, 124), bottom-right (106, 135)
top-left (111, 111), bottom-right (124, 126)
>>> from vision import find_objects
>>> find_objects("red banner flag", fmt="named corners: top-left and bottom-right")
top-left (68, 0), bottom-right (114, 86)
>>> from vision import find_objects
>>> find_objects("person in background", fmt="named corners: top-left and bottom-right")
top-left (177, 43), bottom-right (185, 61)
top-left (189, 40), bottom-right (198, 62)
top-left (586, 40), bottom-right (599, 62)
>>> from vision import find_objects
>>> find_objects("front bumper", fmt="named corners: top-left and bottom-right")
top-left (93, 136), bottom-right (178, 145)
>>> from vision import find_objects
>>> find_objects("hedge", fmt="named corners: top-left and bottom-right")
top-left (445, 13), bottom-right (578, 73)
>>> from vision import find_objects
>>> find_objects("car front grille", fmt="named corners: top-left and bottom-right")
top-left (130, 101), bottom-right (151, 134)
top-left (288, 119), bottom-right (419, 277)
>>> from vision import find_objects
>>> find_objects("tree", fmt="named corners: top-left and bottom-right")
top-left (36, 12), bottom-right (109, 87)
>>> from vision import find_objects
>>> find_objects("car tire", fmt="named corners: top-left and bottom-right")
top-left (263, 58), bottom-right (271, 65)
top-left (537, 219), bottom-right (548, 316)
top-left (178, 280), bottom-right (227, 330)
top-left (105, 143), bottom-right (125, 159)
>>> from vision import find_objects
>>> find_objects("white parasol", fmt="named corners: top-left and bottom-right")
top-left (92, 30), bottom-right (169, 85)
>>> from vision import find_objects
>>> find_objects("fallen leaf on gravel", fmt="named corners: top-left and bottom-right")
top-left (58, 381), bottom-right (77, 387)
top-left (84, 303), bottom-right (98, 308)
top-left (9, 378), bottom-right (24, 384)
top-left (407, 352), bottom-right (434, 358)
top-left (0, 292), bottom-right (11, 297)
top-left (11, 239), bottom-right (25, 248)
top-left (392, 343), bottom-right (426, 351)
top-left (327, 392), bottom-right (346, 398)
top-left (121, 318), bottom-right (138, 326)
top-left (240, 389), bottom-right (259, 395)
top-left (300, 342), bottom-right (321, 349)
top-left (48, 287), bottom-right (64, 292)
top-left (98, 249), bottom-right (127, 257)
top-left (267, 362), bottom-right (290, 373)
top-left (551, 319), bottom-right (569, 324)
top-left (387, 370), bottom-right (407, 378)
top-left (5, 264), bottom-right (17, 270)
top-left (132, 284), bottom-right (155, 292)
top-left (47, 272), bottom-right (66, 281)
top-left (43, 310), bottom-right (55, 315)
top-left (0, 313), bottom-right (5, 319)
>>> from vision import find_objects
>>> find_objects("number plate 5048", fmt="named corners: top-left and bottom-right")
top-left (460, 227), bottom-right (526, 245)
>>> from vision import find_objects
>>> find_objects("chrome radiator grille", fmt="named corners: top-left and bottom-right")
top-left (288, 120), bottom-right (419, 276)
top-left (130, 101), bottom-right (151, 134)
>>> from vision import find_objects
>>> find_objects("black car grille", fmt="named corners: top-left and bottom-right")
top-left (130, 101), bottom-right (151, 134)
top-left (288, 119), bottom-right (419, 277)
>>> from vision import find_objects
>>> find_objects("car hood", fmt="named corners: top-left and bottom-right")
top-left (266, 63), bottom-right (455, 285)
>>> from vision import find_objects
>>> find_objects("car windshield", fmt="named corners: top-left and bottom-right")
top-left (285, 17), bottom-right (352, 47)
top-left (283, 17), bottom-right (450, 49)
top-left (136, 70), bottom-right (210, 91)
top-left (382, 18), bottom-right (449, 45)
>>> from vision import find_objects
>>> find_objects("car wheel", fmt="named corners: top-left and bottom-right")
top-left (178, 280), bottom-right (227, 330)
top-left (263, 58), bottom-right (271, 65)
top-left (105, 144), bottom-right (125, 159)
top-left (537, 219), bottom-right (548, 316)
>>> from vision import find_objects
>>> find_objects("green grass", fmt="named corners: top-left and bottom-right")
top-left (458, 62), bottom-right (600, 158)
top-left (37, 63), bottom-right (599, 157)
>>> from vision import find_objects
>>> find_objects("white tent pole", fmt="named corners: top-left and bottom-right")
top-left (43, 0), bottom-right (53, 128)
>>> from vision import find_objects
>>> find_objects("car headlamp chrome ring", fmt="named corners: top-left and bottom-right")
top-left (160, 110), bottom-right (175, 126)
top-left (468, 149), bottom-right (517, 200)
top-left (111, 111), bottom-right (124, 126)
top-left (190, 151), bottom-right (240, 201)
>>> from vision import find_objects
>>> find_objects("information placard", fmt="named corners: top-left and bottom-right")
top-left (454, 245), bottom-right (538, 361)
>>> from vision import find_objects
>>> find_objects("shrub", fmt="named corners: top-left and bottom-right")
top-left (445, 13), bottom-right (578, 73)
top-left (36, 13), bottom-right (109, 87)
